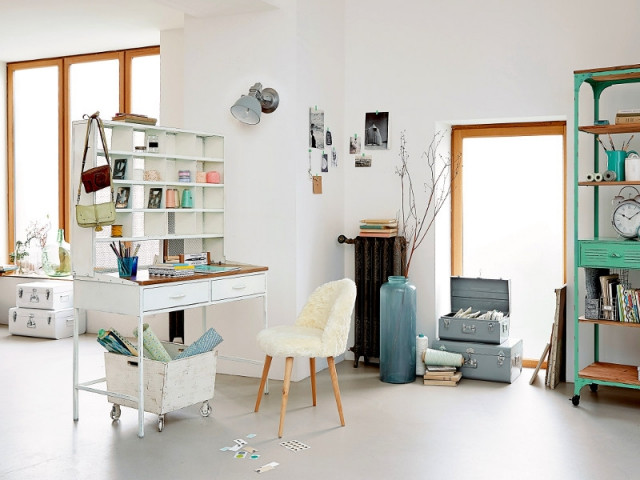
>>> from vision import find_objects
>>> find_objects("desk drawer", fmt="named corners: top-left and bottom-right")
top-left (143, 281), bottom-right (210, 312)
top-left (211, 273), bottom-right (266, 301)
top-left (579, 240), bottom-right (640, 268)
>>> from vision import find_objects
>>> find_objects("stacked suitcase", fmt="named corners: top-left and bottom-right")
top-left (432, 277), bottom-right (522, 383)
top-left (8, 280), bottom-right (85, 339)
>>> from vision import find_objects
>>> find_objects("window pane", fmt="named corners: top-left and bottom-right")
top-left (69, 59), bottom-right (119, 123)
top-left (131, 55), bottom-right (160, 122)
top-left (13, 66), bottom-right (59, 243)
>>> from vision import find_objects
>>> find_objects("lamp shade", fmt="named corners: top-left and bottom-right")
top-left (230, 95), bottom-right (262, 125)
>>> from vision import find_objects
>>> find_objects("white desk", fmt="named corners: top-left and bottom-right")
top-left (72, 264), bottom-right (267, 437)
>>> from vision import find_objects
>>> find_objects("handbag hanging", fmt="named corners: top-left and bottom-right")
top-left (75, 112), bottom-right (116, 232)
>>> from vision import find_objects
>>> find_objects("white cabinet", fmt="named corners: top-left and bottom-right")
top-left (71, 119), bottom-right (225, 277)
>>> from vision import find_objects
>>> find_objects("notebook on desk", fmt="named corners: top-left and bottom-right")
top-left (194, 265), bottom-right (241, 273)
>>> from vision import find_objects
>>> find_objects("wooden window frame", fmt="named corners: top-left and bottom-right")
top-left (6, 46), bottom-right (159, 257)
top-left (450, 121), bottom-right (567, 280)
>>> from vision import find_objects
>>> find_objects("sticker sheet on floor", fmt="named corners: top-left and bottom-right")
top-left (280, 440), bottom-right (310, 452)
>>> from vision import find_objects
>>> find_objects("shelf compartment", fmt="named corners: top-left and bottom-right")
top-left (578, 181), bottom-right (640, 186)
top-left (579, 124), bottom-right (640, 135)
top-left (578, 362), bottom-right (640, 386)
top-left (578, 239), bottom-right (640, 268)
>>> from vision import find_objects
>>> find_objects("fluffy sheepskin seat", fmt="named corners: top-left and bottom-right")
top-left (254, 278), bottom-right (357, 438)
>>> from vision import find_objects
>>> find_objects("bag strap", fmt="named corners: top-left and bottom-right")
top-left (77, 112), bottom-right (114, 204)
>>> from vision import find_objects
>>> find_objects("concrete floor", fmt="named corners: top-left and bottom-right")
top-left (1, 325), bottom-right (639, 480)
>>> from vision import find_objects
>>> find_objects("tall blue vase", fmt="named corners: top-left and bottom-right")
top-left (379, 276), bottom-right (416, 383)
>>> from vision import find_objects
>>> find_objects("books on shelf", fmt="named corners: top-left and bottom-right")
top-left (111, 113), bottom-right (158, 125)
top-left (359, 218), bottom-right (398, 238)
top-left (615, 109), bottom-right (640, 125)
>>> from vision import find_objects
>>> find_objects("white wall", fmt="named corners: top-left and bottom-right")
top-left (342, 0), bottom-right (640, 379)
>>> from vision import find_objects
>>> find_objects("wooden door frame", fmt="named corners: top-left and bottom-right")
top-left (450, 121), bottom-right (567, 368)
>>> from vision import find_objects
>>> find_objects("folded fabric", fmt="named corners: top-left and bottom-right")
top-left (175, 328), bottom-right (223, 360)
top-left (133, 323), bottom-right (172, 362)
top-left (110, 328), bottom-right (139, 356)
top-left (97, 330), bottom-right (132, 356)
top-left (423, 348), bottom-right (463, 367)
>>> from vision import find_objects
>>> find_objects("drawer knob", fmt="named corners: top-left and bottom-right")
top-left (610, 252), bottom-right (621, 258)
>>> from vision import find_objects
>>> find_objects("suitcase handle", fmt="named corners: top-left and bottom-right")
top-left (127, 360), bottom-right (139, 367)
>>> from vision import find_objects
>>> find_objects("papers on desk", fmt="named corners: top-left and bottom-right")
top-left (148, 263), bottom-right (195, 277)
top-left (194, 265), bottom-right (241, 273)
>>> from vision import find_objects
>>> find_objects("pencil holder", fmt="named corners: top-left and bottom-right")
top-left (117, 256), bottom-right (138, 278)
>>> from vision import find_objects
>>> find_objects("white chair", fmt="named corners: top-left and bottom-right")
top-left (254, 278), bottom-right (357, 437)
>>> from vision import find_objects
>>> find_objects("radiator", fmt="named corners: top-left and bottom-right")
top-left (340, 235), bottom-right (406, 367)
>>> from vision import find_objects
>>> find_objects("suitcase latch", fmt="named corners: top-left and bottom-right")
top-left (443, 319), bottom-right (450, 329)
top-left (18, 288), bottom-right (23, 298)
top-left (46, 289), bottom-right (51, 300)
top-left (513, 354), bottom-right (521, 368)
top-left (497, 351), bottom-right (505, 366)
top-left (29, 289), bottom-right (40, 304)
top-left (463, 355), bottom-right (478, 368)
top-left (12, 311), bottom-right (17, 322)
top-left (27, 314), bottom-right (36, 329)
top-left (47, 316), bottom-right (52, 325)
top-left (487, 322), bottom-right (494, 332)
top-left (462, 324), bottom-right (476, 334)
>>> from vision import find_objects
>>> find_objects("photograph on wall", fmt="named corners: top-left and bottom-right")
top-left (364, 111), bottom-right (389, 149)
top-left (148, 188), bottom-right (162, 209)
top-left (309, 108), bottom-right (325, 149)
top-left (331, 146), bottom-right (338, 167)
top-left (321, 152), bottom-right (329, 172)
top-left (113, 159), bottom-right (127, 179)
top-left (355, 155), bottom-right (372, 167)
top-left (326, 129), bottom-right (333, 146)
top-left (115, 187), bottom-right (131, 208)
top-left (349, 135), bottom-right (361, 154)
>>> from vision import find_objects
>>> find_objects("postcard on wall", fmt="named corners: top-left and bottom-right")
top-left (355, 155), bottom-right (372, 167)
top-left (321, 153), bottom-right (329, 172)
top-left (115, 187), bottom-right (131, 208)
top-left (349, 135), bottom-right (361, 154)
top-left (331, 146), bottom-right (338, 167)
top-left (113, 158), bottom-right (127, 179)
top-left (309, 108), bottom-right (325, 149)
top-left (364, 112), bottom-right (389, 150)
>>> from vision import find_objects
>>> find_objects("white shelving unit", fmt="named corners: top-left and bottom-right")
top-left (72, 119), bottom-right (226, 275)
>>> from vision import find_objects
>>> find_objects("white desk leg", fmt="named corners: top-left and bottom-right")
top-left (137, 314), bottom-right (145, 438)
top-left (263, 293), bottom-right (269, 395)
top-left (73, 307), bottom-right (80, 421)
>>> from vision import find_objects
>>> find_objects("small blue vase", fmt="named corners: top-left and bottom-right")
top-left (379, 276), bottom-right (416, 383)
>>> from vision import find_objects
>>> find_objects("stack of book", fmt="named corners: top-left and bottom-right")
top-left (359, 218), bottom-right (398, 238)
top-left (111, 113), bottom-right (158, 125)
top-left (423, 366), bottom-right (462, 386)
top-left (615, 109), bottom-right (640, 125)
top-left (148, 263), bottom-right (195, 277)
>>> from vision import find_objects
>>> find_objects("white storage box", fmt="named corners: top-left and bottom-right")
top-left (105, 342), bottom-right (217, 431)
top-left (8, 306), bottom-right (85, 339)
top-left (16, 281), bottom-right (73, 310)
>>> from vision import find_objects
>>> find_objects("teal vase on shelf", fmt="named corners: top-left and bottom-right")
top-left (379, 276), bottom-right (416, 383)
top-left (42, 228), bottom-right (72, 277)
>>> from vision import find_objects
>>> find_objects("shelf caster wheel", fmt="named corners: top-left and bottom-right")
top-left (158, 415), bottom-right (165, 432)
top-left (589, 383), bottom-right (598, 392)
top-left (200, 401), bottom-right (212, 417)
top-left (110, 404), bottom-right (121, 421)
top-left (571, 395), bottom-right (580, 406)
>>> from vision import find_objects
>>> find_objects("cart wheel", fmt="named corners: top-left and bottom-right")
top-left (200, 401), bottom-right (212, 417)
top-left (158, 415), bottom-right (165, 432)
top-left (589, 383), bottom-right (598, 392)
top-left (571, 395), bottom-right (580, 406)
top-left (110, 404), bottom-right (121, 420)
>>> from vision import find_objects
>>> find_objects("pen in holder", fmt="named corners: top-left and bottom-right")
top-left (117, 256), bottom-right (138, 278)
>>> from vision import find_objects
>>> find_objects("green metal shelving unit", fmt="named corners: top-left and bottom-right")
top-left (573, 64), bottom-right (640, 406)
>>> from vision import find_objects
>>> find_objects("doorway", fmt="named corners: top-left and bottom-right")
top-left (451, 122), bottom-right (566, 364)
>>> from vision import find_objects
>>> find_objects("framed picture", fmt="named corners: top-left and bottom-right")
top-left (148, 188), bottom-right (162, 209)
top-left (113, 158), bottom-right (127, 179)
top-left (115, 187), bottom-right (130, 208)
top-left (364, 112), bottom-right (389, 149)
top-left (309, 108), bottom-right (325, 149)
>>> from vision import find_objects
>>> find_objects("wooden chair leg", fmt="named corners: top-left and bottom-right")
top-left (254, 355), bottom-right (272, 412)
top-left (309, 357), bottom-right (317, 406)
top-left (279, 357), bottom-right (294, 438)
top-left (327, 357), bottom-right (345, 426)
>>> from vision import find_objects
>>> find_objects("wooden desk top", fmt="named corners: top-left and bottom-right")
top-left (107, 263), bottom-right (268, 286)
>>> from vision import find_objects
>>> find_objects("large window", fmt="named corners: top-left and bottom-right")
top-left (6, 46), bottom-right (159, 259)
